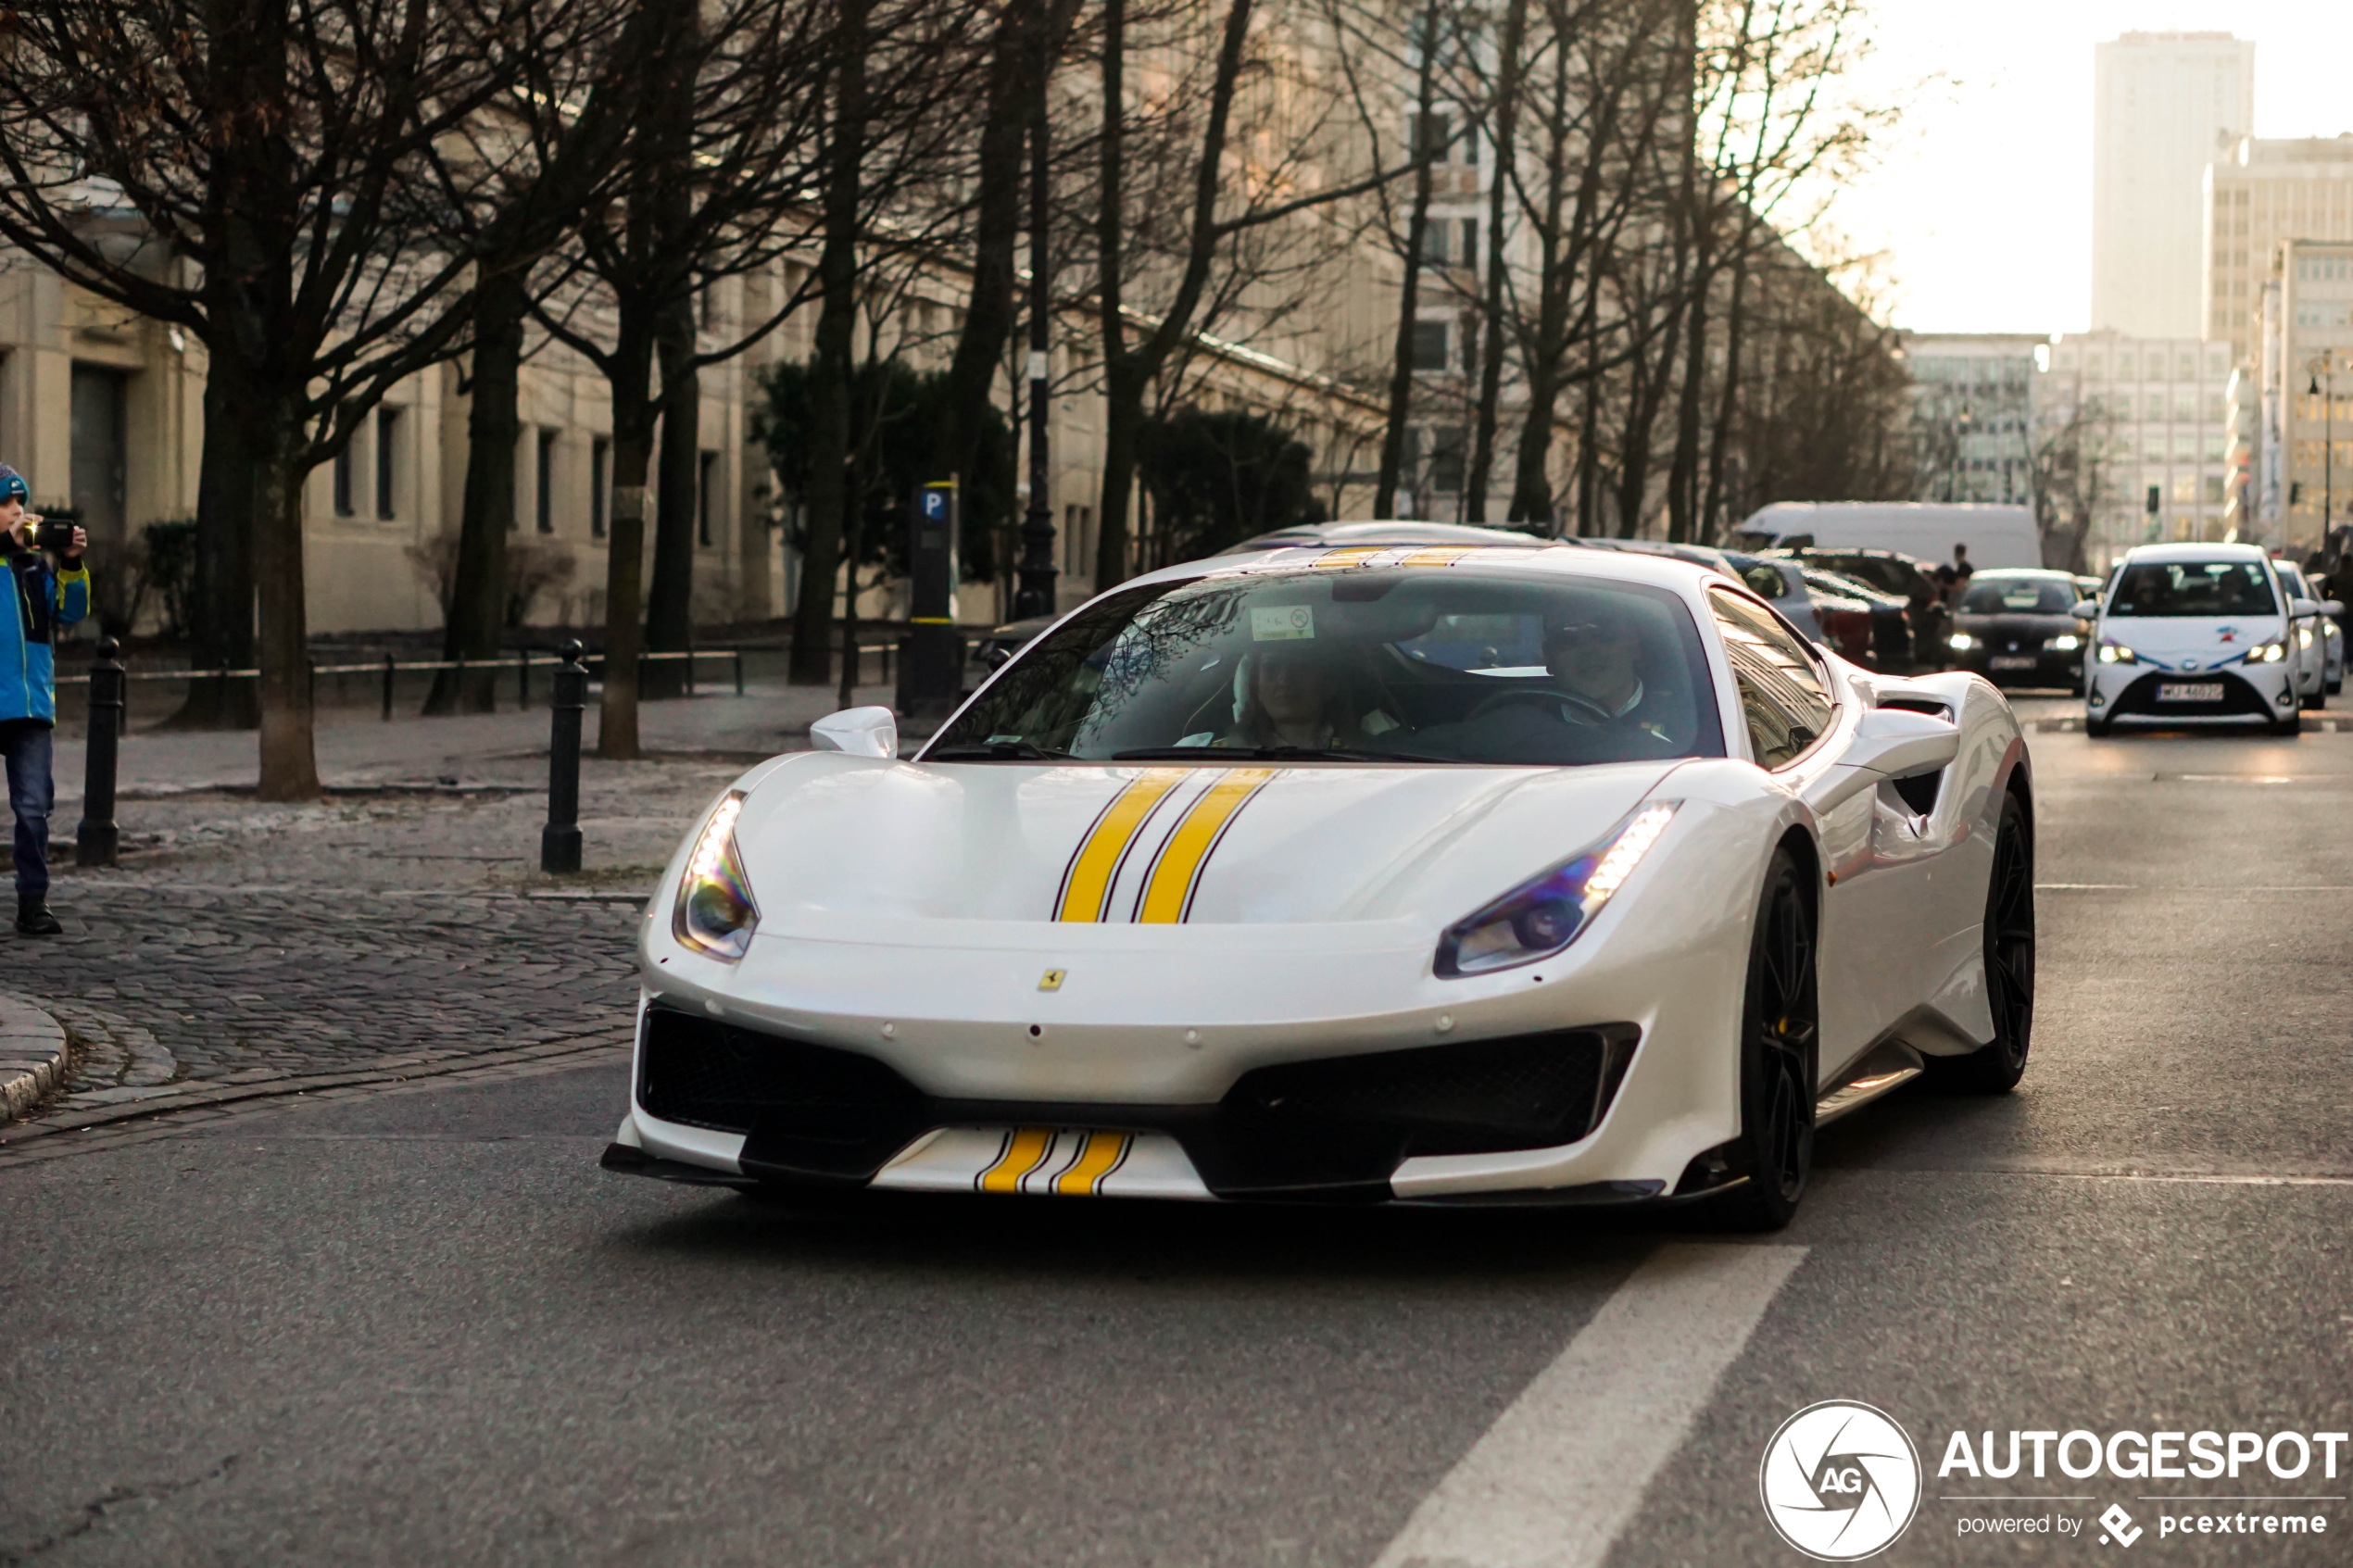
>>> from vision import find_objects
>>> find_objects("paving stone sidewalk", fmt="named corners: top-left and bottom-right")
top-left (6, 691), bottom-right (864, 1142)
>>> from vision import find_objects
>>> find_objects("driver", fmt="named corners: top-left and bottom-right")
top-left (1542, 618), bottom-right (1649, 723)
top-left (1439, 610), bottom-right (1681, 760)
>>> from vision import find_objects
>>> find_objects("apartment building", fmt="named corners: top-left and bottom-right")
top-left (1903, 333), bottom-right (2044, 507)
top-left (2040, 332), bottom-right (2233, 561)
top-left (2252, 239), bottom-right (2353, 554)
top-left (2093, 31), bottom-right (2254, 339)
top-left (2204, 134), bottom-right (2353, 358)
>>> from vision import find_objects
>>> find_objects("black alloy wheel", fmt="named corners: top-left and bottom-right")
top-left (1712, 849), bottom-right (1818, 1231)
top-left (1929, 790), bottom-right (2034, 1094)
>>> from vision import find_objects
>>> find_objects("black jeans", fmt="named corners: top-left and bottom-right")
top-left (0, 718), bottom-right (54, 897)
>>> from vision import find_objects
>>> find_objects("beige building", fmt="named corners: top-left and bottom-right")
top-left (2204, 134), bottom-right (2353, 357)
top-left (2040, 332), bottom-right (2232, 560)
top-left (2254, 239), bottom-right (2353, 554)
top-left (2093, 31), bottom-right (2254, 339)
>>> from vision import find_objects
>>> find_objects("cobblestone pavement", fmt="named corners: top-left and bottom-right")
top-left (7, 726), bottom-right (765, 1136)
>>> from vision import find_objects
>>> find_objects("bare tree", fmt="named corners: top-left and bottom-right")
top-left (0, 0), bottom-right (549, 797)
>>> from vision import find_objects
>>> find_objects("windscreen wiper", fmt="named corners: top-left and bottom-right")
top-left (924, 740), bottom-right (1076, 761)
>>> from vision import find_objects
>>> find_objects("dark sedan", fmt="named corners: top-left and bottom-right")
top-left (1949, 570), bottom-right (2091, 692)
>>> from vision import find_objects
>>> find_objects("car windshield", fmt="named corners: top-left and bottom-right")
top-left (2108, 561), bottom-right (2278, 618)
top-left (928, 568), bottom-right (1727, 766)
top-left (1959, 578), bottom-right (2076, 614)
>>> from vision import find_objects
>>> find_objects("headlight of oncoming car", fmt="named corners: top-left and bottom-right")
top-left (1436, 802), bottom-right (1678, 978)
top-left (1947, 632), bottom-right (1975, 650)
top-left (673, 791), bottom-right (759, 960)
top-left (2244, 637), bottom-right (2286, 664)
top-left (2048, 633), bottom-right (2082, 651)
top-left (2098, 641), bottom-right (2138, 664)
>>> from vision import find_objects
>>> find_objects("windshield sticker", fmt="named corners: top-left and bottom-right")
top-left (1252, 605), bottom-right (1315, 642)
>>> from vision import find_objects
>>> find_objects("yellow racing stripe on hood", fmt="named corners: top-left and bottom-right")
top-left (1054, 770), bottom-right (1186, 922)
top-left (1133, 768), bottom-right (1277, 923)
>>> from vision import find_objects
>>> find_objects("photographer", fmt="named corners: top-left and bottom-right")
top-left (0, 464), bottom-right (89, 935)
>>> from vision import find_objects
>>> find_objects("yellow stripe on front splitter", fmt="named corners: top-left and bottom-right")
top-left (1053, 1131), bottom-right (1131, 1195)
top-left (1135, 768), bottom-right (1277, 923)
top-left (1056, 770), bottom-right (1186, 922)
top-left (977, 1128), bottom-right (1058, 1194)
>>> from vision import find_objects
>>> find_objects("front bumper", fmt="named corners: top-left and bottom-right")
top-left (617, 1003), bottom-right (1653, 1202)
top-left (2086, 663), bottom-right (2294, 725)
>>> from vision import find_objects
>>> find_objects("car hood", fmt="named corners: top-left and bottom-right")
top-left (1957, 612), bottom-right (2081, 635)
top-left (726, 754), bottom-right (1686, 933)
top-left (2100, 614), bottom-right (2284, 658)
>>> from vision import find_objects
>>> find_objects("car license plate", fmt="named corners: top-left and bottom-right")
top-left (2158, 682), bottom-right (2224, 702)
top-left (1989, 655), bottom-right (2036, 670)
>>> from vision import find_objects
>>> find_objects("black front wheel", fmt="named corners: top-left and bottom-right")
top-left (1927, 790), bottom-right (2033, 1093)
top-left (1707, 849), bottom-right (1818, 1231)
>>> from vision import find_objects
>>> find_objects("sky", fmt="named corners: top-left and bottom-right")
top-left (1830, 1), bottom-right (2353, 333)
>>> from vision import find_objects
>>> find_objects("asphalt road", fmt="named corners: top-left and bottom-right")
top-left (5, 697), bottom-right (2350, 1567)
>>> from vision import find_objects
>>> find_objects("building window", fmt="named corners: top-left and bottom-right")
top-left (333, 443), bottom-right (355, 518)
top-left (698, 451), bottom-right (719, 547)
top-left (590, 438), bottom-right (609, 539)
top-left (1412, 319), bottom-right (1451, 370)
top-left (536, 429), bottom-right (558, 533)
top-left (1457, 219), bottom-right (1477, 271)
top-left (1426, 426), bottom-right (1466, 494)
top-left (375, 408), bottom-right (401, 520)
top-left (1063, 504), bottom-right (1091, 578)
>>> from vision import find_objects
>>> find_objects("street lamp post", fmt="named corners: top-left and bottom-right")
top-left (2314, 356), bottom-right (2339, 552)
top-left (1013, 20), bottom-right (1059, 621)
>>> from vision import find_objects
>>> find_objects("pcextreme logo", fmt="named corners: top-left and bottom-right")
top-left (1759, 1400), bottom-right (1924, 1562)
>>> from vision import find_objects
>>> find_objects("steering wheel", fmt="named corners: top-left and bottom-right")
top-left (1465, 686), bottom-right (1617, 725)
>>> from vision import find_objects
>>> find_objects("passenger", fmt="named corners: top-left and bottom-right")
top-left (1219, 642), bottom-right (1399, 751)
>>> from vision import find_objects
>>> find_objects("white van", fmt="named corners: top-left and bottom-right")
top-left (1733, 503), bottom-right (2043, 571)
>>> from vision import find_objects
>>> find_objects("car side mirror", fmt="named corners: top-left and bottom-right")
top-left (2070, 598), bottom-right (2101, 620)
top-left (2325, 600), bottom-right (2347, 618)
top-left (1848, 706), bottom-right (1960, 781)
top-left (976, 644), bottom-right (1012, 671)
top-left (809, 705), bottom-right (898, 759)
top-left (2291, 596), bottom-right (2323, 618)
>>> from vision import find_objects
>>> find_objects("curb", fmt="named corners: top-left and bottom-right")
top-left (0, 1027), bottom-right (632, 1158)
top-left (0, 990), bottom-right (71, 1123)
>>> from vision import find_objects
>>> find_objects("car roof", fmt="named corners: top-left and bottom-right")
top-left (1156, 538), bottom-right (1730, 598)
top-left (2120, 541), bottom-right (2270, 564)
top-left (1220, 521), bottom-right (1573, 554)
top-left (1966, 567), bottom-right (2076, 580)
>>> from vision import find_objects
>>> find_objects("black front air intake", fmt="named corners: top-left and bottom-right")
top-left (2107, 670), bottom-right (2273, 720)
top-left (635, 1005), bottom-right (1641, 1200)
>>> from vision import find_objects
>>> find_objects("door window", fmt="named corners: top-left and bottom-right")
top-left (1710, 588), bottom-right (1835, 769)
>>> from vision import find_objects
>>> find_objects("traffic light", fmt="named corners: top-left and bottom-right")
top-left (2291, 482), bottom-right (2305, 506)
top-left (2145, 483), bottom-right (2160, 515)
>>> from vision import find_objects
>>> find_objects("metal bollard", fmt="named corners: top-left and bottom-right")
top-left (733, 649), bottom-right (744, 696)
top-left (382, 652), bottom-right (396, 721)
top-left (541, 639), bottom-right (585, 873)
top-left (518, 646), bottom-right (531, 709)
top-left (76, 637), bottom-right (123, 868)
top-left (685, 649), bottom-right (697, 697)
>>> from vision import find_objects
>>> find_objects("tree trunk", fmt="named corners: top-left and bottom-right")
top-left (1667, 247), bottom-right (1710, 544)
top-left (789, 5), bottom-right (870, 687)
top-left (935, 0), bottom-right (1030, 499)
top-left (597, 320), bottom-right (657, 759)
top-left (249, 416), bottom-right (319, 801)
top-left (1375, 0), bottom-right (1443, 521)
top-left (427, 263), bottom-right (526, 715)
top-left (171, 369), bottom-right (258, 729)
top-left (1096, 363), bottom-right (1146, 595)
top-left (1464, 0), bottom-right (1529, 522)
top-left (1700, 227), bottom-right (1756, 542)
top-left (644, 292), bottom-right (700, 700)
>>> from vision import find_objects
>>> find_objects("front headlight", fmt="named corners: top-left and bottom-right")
top-left (673, 791), bottom-right (759, 960)
top-left (2297, 627), bottom-right (2314, 648)
top-left (2048, 633), bottom-right (2082, 652)
top-left (1436, 802), bottom-right (1678, 978)
top-left (2244, 637), bottom-right (2286, 664)
top-left (2098, 642), bottom-right (2138, 664)
top-left (1948, 631), bottom-right (1975, 650)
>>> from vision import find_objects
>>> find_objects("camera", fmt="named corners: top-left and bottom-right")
top-left (23, 519), bottom-right (75, 552)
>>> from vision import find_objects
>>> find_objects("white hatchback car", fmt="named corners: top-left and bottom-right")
top-left (2082, 543), bottom-right (2308, 737)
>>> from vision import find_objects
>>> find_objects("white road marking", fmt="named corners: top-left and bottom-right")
top-left (1373, 1244), bottom-right (1806, 1568)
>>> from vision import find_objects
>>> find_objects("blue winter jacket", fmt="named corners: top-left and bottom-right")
top-left (0, 539), bottom-right (91, 723)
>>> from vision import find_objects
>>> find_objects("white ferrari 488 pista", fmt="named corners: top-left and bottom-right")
top-left (605, 543), bottom-right (2034, 1228)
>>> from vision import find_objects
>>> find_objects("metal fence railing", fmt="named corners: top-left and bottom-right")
top-left (55, 646), bottom-right (750, 720)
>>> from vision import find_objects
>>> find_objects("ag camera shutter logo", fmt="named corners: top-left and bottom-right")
top-left (1759, 1400), bottom-right (1923, 1561)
